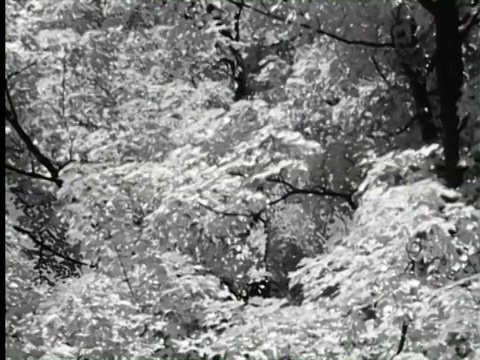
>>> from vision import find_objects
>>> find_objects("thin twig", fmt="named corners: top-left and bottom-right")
top-left (6, 60), bottom-right (39, 81)
top-left (198, 202), bottom-right (251, 218)
top-left (114, 245), bottom-right (142, 308)
top-left (60, 52), bottom-right (75, 165)
top-left (371, 55), bottom-right (391, 88)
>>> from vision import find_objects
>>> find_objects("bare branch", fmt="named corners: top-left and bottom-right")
top-left (227, 0), bottom-right (393, 48)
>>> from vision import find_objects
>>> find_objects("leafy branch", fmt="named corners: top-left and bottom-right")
top-left (227, 0), bottom-right (394, 48)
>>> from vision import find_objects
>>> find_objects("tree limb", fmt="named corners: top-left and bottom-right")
top-left (6, 60), bottom-right (39, 81)
top-left (12, 225), bottom-right (89, 267)
top-left (396, 320), bottom-right (409, 355)
top-left (5, 164), bottom-right (60, 184)
top-left (371, 55), bottom-right (391, 88)
top-left (231, 0), bottom-right (245, 41)
top-left (198, 202), bottom-right (251, 218)
top-left (267, 176), bottom-right (358, 210)
top-left (5, 81), bottom-right (63, 187)
top-left (227, 0), bottom-right (393, 48)
top-left (114, 246), bottom-right (143, 309)
top-left (199, 173), bottom-right (358, 228)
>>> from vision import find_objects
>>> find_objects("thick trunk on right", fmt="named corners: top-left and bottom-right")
top-left (433, 0), bottom-right (464, 187)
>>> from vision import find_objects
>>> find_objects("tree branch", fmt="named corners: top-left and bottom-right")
top-left (371, 55), bottom-right (391, 88)
top-left (396, 320), bottom-right (409, 355)
top-left (231, 0), bottom-right (245, 41)
top-left (12, 225), bottom-right (89, 267)
top-left (114, 246), bottom-right (143, 309)
top-left (6, 60), bottom-right (39, 81)
top-left (199, 173), bottom-right (358, 233)
top-left (392, 114), bottom-right (420, 135)
top-left (5, 81), bottom-right (63, 187)
top-left (267, 176), bottom-right (358, 210)
top-left (227, 0), bottom-right (393, 48)
top-left (5, 164), bottom-right (60, 184)
top-left (198, 202), bottom-right (251, 218)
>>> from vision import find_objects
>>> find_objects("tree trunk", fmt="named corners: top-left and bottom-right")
top-left (433, 0), bottom-right (464, 187)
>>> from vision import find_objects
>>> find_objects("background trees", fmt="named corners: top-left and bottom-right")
top-left (5, 0), bottom-right (480, 359)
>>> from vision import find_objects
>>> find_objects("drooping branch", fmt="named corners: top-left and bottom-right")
top-left (5, 80), bottom-right (63, 187)
top-left (12, 225), bottom-right (89, 267)
top-left (227, 0), bottom-right (393, 48)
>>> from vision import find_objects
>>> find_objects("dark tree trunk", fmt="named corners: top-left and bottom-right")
top-left (435, 1), bottom-right (463, 188)
top-left (421, 0), bottom-right (464, 187)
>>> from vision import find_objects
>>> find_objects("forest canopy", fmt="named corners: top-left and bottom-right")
top-left (4, 0), bottom-right (480, 359)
